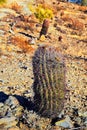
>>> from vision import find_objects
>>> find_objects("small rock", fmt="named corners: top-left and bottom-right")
top-left (55, 115), bottom-right (73, 128)
top-left (5, 96), bottom-right (19, 109)
top-left (82, 112), bottom-right (87, 117)
top-left (4, 96), bottom-right (23, 117)
top-left (75, 117), bottom-right (81, 124)
top-left (29, 38), bottom-right (36, 45)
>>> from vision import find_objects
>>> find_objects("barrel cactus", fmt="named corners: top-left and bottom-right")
top-left (32, 46), bottom-right (66, 118)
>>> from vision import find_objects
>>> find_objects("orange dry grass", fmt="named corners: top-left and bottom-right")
top-left (79, 6), bottom-right (87, 12)
top-left (11, 36), bottom-right (34, 53)
top-left (61, 15), bottom-right (84, 30)
top-left (9, 2), bottom-right (22, 13)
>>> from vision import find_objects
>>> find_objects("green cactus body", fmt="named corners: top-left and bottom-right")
top-left (33, 46), bottom-right (66, 118)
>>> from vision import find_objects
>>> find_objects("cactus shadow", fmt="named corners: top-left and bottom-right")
top-left (14, 95), bottom-right (34, 110)
top-left (0, 91), bottom-right (9, 102)
top-left (0, 91), bottom-right (34, 111)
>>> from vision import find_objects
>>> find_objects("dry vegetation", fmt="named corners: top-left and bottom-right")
top-left (0, 0), bottom-right (87, 130)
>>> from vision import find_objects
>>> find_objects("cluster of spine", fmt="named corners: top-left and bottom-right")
top-left (32, 46), bottom-right (66, 118)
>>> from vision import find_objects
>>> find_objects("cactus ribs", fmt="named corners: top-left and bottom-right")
top-left (32, 46), bottom-right (66, 118)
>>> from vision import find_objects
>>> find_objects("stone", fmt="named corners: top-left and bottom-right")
top-left (4, 96), bottom-right (23, 117)
top-left (55, 115), bottom-right (73, 128)
top-left (5, 96), bottom-right (19, 108)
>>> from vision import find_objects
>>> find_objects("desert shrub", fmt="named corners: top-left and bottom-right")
top-left (0, 0), bottom-right (6, 4)
top-left (82, 0), bottom-right (87, 5)
top-left (29, 4), bottom-right (54, 22)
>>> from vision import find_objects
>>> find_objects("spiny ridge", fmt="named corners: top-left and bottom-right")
top-left (33, 45), bottom-right (66, 118)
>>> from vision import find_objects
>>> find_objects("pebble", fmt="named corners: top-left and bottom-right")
top-left (5, 96), bottom-right (20, 109)
top-left (29, 38), bottom-right (36, 45)
top-left (55, 115), bottom-right (73, 128)
top-left (0, 95), bottom-right (24, 129)
top-left (79, 111), bottom-right (87, 117)
top-left (75, 117), bottom-right (81, 124)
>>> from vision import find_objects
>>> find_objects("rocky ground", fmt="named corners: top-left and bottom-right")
top-left (0, 0), bottom-right (87, 130)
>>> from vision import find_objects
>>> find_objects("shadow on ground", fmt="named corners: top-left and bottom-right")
top-left (0, 91), bottom-right (35, 111)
